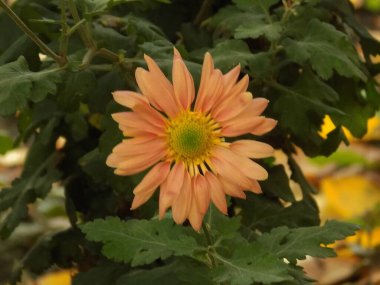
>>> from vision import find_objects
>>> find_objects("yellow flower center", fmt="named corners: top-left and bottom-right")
top-left (166, 111), bottom-right (222, 176)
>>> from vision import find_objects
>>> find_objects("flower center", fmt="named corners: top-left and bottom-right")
top-left (166, 111), bottom-right (222, 176)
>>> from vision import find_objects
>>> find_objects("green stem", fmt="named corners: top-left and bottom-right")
top-left (193, 0), bottom-right (215, 26)
top-left (59, 0), bottom-right (69, 63)
top-left (67, 0), bottom-right (95, 48)
top-left (202, 223), bottom-right (217, 268)
top-left (0, 0), bottom-right (63, 64)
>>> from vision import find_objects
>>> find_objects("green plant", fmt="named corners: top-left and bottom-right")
top-left (0, 0), bottom-right (379, 284)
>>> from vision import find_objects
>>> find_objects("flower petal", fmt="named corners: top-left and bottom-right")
top-left (112, 149), bottom-right (165, 175)
top-left (221, 116), bottom-right (265, 137)
top-left (230, 140), bottom-right (274, 159)
top-left (112, 112), bottom-right (164, 135)
top-left (172, 172), bottom-right (192, 224)
top-left (135, 67), bottom-right (179, 118)
top-left (172, 48), bottom-right (195, 109)
top-left (195, 52), bottom-right (214, 111)
top-left (112, 91), bottom-right (149, 109)
top-left (219, 177), bottom-right (246, 199)
top-left (159, 162), bottom-right (186, 219)
top-left (130, 162), bottom-right (171, 209)
top-left (222, 64), bottom-right (241, 95)
top-left (205, 172), bottom-right (227, 214)
top-left (188, 196), bottom-right (203, 232)
top-left (213, 92), bottom-right (253, 122)
top-left (193, 174), bottom-right (210, 214)
top-left (214, 146), bottom-right (268, 181)
top-left (112, 137), bottom-right (166, 157)
top-left (199, 70), bottom-right (224, 113)
top-left (250, 118), bottom-right (277, 135)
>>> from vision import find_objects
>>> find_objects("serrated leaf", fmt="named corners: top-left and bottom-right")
top-left (256, 220), bottom-right (359, 263)
top-left (235, 20), bottom-right (282, 41)
top-left (81, 217), bottom-right (199, 266)
top-left (284, 19), bottom-right (366, 80)
top-left (0, 56), bottom-right (62, 116)
top-left (72, 262), bottom-right (125, 285)
top-left (233, 0), bottom-right (280, 12)
top-left (213, 244), bottom-right (291, 285)
top-left (238, 194), bottom-right (320, 233)
top-left (209, 40), bottom-right (255, 71)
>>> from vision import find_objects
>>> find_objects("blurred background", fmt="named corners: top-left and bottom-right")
top-left (0, 0), bottom-right (380, 284)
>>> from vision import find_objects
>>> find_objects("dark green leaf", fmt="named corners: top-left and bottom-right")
top-left (0, 57), bottom-right (62, 116)
top-left (81, 217), bottom-right (199, 266)
top-left (256, 220), bottom-right (359, 263)
top-left (213, 244), bottom-right (291, 285)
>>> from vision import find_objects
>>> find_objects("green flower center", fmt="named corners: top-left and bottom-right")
top-left (166, 111), bottom-right (222, 176)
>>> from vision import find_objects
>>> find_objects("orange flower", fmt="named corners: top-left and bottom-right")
top-left (107, 49), bottom-right (276, 231)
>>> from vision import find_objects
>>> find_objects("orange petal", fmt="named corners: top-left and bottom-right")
top-left (112, 138), bottom-right (166, 156)
top-left (112, 150), bottom-right (165, 175)
top-left (219, 177), bottom-right (246, 199)
top-left (214, 146), bottom-right (268, 181)
top-left (112, 112), bottom-right (164, 135)
top-left (172, 48), bottom-right (195, 109)
top-left (195, 52), bottom-right (214, 111)
top-left (133, 103), bottom-right (166, 128)
top-left (133, 162), bottom-right (171, 195)
top-left (199, 70), bottom-right (224, 113)
top-left (250, 118), bottom-right (277, 135)
top-left (205, 172), bottom-right (227, 215)
top-left (213, 91), bottom-right (253, 122)
top-left (222, 64), bottom-right (241, 95)
top-left (112, 91), bottom-right (149, 109)
top-left (131, 162), bottom-right (171, 209)
top-left (172, 172), bottom-right (193, 224)
top-left (158, 162), bottom-right (186, 219)
top-left (193, 174), bottom-right (210, 214)
top-left (210, 154), bottom-right (254, 190)
top-left (248, 179), bottom-right (262, 194)
top-left (188, 196), bottom-right (204, 232)
top-left (135, 68), bottom-right (179, 118)
top-left (221, 116), bottom-right (265, 137)
top-left (230, 140), bottom-right (274, 159)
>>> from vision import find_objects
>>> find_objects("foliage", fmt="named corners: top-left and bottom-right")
top-left (0, 0), bottom-right (378, 284)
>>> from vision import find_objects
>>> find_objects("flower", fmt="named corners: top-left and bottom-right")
top-left (106, 48), bottom-right (277, 231)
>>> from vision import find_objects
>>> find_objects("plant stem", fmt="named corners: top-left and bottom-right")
top-left (0, 0), bottom-right (63, 64)
top-left (202, 223), bottom-right (217, 268)
top-left (67, 0), bottom-right (95, 48)
top-left (193, 0), bottom-right (215, 26)
top-left (59, 0), bottom-right (69, 64)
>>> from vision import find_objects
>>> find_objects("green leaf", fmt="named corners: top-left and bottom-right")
top-left (233, 0), bottom-right (280, 12)
top-left (235, 21), bottom-right (282, 41)
top-left (0, 56), bottom-right (62, 116)
top-left (81, 217), bottom-right (199, 266)
top-left (0, 133), bottom-right (13, 154)
top-left (256, 220), bottom-right (359, 263)
top-left (238, 194), bottom-right (320, 233)
top-left (73, 262), bottom-right (125, 285)
top-left (288, 155), bottom-right (317, 194)
top-left (213, 244), bottom-right (291, 285)
top-left (117, 259), bottom-right (213, 285)
top-left (261, 165), bottom-right (295, 202)
top-left (209, 40), bottom-right (255, 72)
top-left (0, 139), bottom-right (61, 238)
top-left (284, 19), bottom-right (366, 80)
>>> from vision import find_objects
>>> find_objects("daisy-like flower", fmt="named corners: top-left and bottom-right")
top-left (106, 48), bottom-right (277, 231)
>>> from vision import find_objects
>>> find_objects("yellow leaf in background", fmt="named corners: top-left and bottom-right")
top-left (36, 270), bottom-right (73, 285)
top-left (345, 227), bottom-right (380, 249)
top-left (320, 115), bottom-right (380, 142)
top-left (320, 175), bottom-right (380, 220)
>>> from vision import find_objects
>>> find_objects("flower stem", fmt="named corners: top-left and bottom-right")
top-left (67, 0), bottom-right (96, 48)
top-left (193, 0), bottom-right (215, 26)
top-left (0, 0), bottom-right (63, 65)
top-left (59, 0), bottom-right (69, 64)
top-left (202, 223), bottom-right (217, 268)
